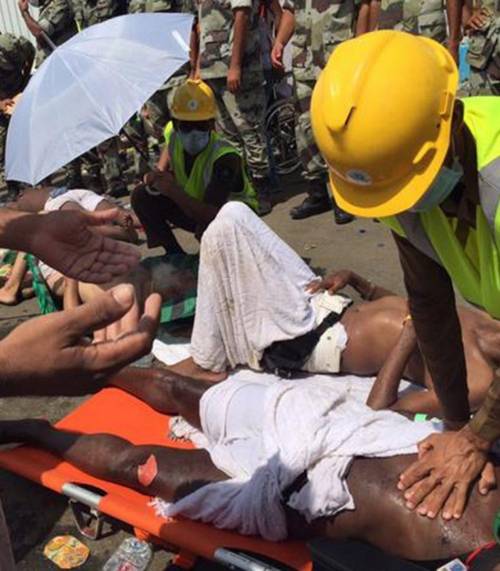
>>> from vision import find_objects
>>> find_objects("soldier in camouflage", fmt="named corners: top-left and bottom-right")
top-left (69, 0), bottom-right (128, 196)
top-left (450, 0), bottom-right (500, 95)
top-left (190, 0), bottom-right (272, 214)
top-left (377, 0), bottom-right (447, 42)
top-left (127, 0), bottom-right (190, 176)
top-left (271, 0), bottom-right (356, 222)
top-left (18, 0), bottom-right (77, 65)
top-left (0, 33), bottom-right (35, 200)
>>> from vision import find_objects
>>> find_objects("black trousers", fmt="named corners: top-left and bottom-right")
top-left (131, 185), bottom-right (197, 254)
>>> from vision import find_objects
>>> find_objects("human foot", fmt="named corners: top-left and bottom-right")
top-left (167, 357), bottom-right (228, 383)
top-left (0, 287), bottom-right (20, 306)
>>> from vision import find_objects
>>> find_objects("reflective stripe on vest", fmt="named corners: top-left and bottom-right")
top-left (382, 97), bottom-right (500, 317)
top-left (163, 122), bottom-right (258, 210)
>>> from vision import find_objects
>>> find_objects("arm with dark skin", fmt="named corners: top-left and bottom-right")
top-left (393, 233), bottom-right (497, 520)
top-left (307, 268), bottom-right (394, 300)
top-left (367, 318), bottom-right (418, 410)
top-left (146, 153), bottom-right (242, 228)
top-left (228, 8), bottom-right (250, 93)
top-left (271, 6), bottom-right (294, 70)
top-left (18, 0), bottom-right (46, 42)
top-left (447, 0), bottom-right (464, 62)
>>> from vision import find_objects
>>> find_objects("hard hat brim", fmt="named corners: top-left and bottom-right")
top-left (329, 111), bottom-right (453, 219)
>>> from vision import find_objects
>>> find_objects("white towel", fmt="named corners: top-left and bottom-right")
top-left (153, 372), bottom-right (439, 541)
top-left (189, 202), bottom-right (318, 372)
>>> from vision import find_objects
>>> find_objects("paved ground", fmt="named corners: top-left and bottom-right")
top-left (0, 176), bottom-right (406, 570)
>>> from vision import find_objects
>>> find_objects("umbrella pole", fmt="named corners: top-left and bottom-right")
top-left (41, 31), bottom-right (57, 52)
top-left (121, 128), bottom-right (155, 170)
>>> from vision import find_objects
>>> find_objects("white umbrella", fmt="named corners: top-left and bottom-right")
top-left (6, 13), bottom-right (193, 185)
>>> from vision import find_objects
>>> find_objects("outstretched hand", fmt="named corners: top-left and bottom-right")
top-left (306, 269), bottom-right (353, 295)
top-left (0, 284), bottom-right (161, 394)
top-left (398, 427), bottom-right (496, 520)
top-left (28, 209), bottom-right (140, 284)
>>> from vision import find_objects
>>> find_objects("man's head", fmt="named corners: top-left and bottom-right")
top-left (171, 79), bottom-right (217, 156)
top-left (310, 30), bottom-right (459, 218)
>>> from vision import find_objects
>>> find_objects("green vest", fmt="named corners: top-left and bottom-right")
top-left (383, 97), bottom-right (500, 317)
top-left (164, 122), bottom-right (258, 211)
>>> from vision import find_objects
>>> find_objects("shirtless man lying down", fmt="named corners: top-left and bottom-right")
top-left (0, 366), bottom-right (498, 567)
top-left (171, 202), bottom-right (500, 418)
top-left (9, 187), bottom-right (197, 315)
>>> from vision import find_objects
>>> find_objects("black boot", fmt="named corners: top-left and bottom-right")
top-left (290, 179), bottom-right (331, 220)
top-left (253, 176), bottom-right (273, 216)
top-left (331, 196), bottom-right (354, 225)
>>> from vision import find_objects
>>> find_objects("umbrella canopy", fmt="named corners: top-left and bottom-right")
top-left (6, 13), bottom-right (193, 185)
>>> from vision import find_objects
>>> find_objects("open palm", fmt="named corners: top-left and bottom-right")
top-left (30, 209), bottom-right (140, 283)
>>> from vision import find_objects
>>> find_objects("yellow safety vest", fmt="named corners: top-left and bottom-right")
top-left (382, 97), bottom-right (500, 317)
top-left (164, 122), bottom-right (258, 211)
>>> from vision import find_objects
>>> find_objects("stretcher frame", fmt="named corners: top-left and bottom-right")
top-left (0, 387), bottom-right (312, 570)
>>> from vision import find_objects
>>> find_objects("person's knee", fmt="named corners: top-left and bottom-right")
top-left (202, 202), bottom-right (254, 247)
top-left (130, 184), bottom-right (151, 215)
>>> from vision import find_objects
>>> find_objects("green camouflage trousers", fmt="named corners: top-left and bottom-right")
top-left (464, 13), bottom-right (500, 95)
top-left (293, 77), bottom-right (327, 182)
top-left (205, 73), bottom-right (269, 181)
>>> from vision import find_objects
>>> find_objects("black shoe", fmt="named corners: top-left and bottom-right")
top-left (258, 194), bottom-right (273, 216)
top-left (106, 185), bottom-right (129, 198)
top-left (333, 205), bottom-right (355, 225)
top-left (290, 196), bottom-right (331, 220)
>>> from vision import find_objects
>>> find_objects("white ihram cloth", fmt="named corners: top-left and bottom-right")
top-left (189, 202), bottom-right (349, 373)
top-left (152, 372), bottom-right (438, 541)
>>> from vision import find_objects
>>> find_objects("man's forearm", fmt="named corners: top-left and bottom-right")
top-left (394, 233), bottom-right (470, 424)
top-left (349, 272), bottom-right (395, 300)
top-left (447, 0), bottom-right (464, 44)
top-left (367, 319), bottom-right (417, 410)
top-left (20, 8), bottom-right (45, 40)
top-left (166, 186), bottom-right (218, 225)
top-left (469, 369), bottom-right (500, 443)
top-left (230, 8), bottom-right (249, 69)
top-left (275, 9), bottom-right (295, 47)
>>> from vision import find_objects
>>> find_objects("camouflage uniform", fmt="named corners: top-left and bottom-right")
top-left (192, 0), bottom-right (270, 182)
top-left (36, 0), bottom-right (78, 64)
top-left (378, 0), bottom-right (447, 42)
top-left (70, 0), bottom-right (127, 194)
top-left (127, 0), bottom-right (189, 160)
top-left (465, 0), bottom-right (500, 95)
top-left (285, 0), bottom-right (356, 191)
top-left (0, 34), bottom-right (35, 194)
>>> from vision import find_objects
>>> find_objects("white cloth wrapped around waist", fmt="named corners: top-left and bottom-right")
top-left (154, 373), bottom-right (438, 541)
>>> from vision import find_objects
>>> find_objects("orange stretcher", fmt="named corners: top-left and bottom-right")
top-left (0, 387), bottom-right (312, 570)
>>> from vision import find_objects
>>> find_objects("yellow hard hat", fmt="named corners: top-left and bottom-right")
top-left (311, 31), bottom-right (459, 218)
top-left (171, 79), bottom-right (217, 121)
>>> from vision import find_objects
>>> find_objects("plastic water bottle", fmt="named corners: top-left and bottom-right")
top-left (102, 537), bottom-right (153, 571)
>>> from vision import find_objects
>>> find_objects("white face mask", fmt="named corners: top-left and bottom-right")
top-left (409, 158), bottom-right (464, 213)
top-left (178, 129), bottom-right (210, 155)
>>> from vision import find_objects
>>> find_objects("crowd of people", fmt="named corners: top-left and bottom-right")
top-left (0, 0), bottom-right (499, 568)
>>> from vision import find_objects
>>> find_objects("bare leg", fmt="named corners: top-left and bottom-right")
top-left (108, 367), bottom-right (210, 429)
top-left (0, 252), bottom-right (28, 305)
top-left (167, 357), bottom-right (228, 384)
top-left (0, 419), bottom-right (225, 500)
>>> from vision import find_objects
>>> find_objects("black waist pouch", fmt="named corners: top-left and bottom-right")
top-left (260, 307), bottom-right (347, 378)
